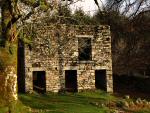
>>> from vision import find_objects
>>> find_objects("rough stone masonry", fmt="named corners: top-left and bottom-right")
top-left (23, 24), bottom-right (113, 93)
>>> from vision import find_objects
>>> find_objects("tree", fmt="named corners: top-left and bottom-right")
top-left (105, 0), bottom-right (150, 19)
top-left (0, 0), bottom-right (90, 111)
top-left (72, 8), bottom-right (95, 25)
top-left (0, 0), bottom-right (59, 112)
top-left (93, 0), bottom-right (150, 75)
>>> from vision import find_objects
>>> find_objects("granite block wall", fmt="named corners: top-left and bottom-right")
top-left (23, 24), bottom-right (113, 93)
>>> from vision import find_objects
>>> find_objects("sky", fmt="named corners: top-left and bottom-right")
top-left (69, 0), bottom-right (100, 15)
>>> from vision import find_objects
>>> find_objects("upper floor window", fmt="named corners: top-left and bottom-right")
top-left (78, 38), bottom-right (92, 61)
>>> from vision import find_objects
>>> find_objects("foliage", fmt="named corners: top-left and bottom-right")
top-left (40, 6), bottom-right (95, 25)
top-left (93, 1), bottom-right (150, 75)
top-left (58, 5), bottom-right (72, 17)
top-left (72, 9), bottom-right (96, 25)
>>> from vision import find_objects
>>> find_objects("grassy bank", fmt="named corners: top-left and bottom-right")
top-left (19, 90), bottom-right (113, 113)
top-left (0, 90), bottom-right (150, 113)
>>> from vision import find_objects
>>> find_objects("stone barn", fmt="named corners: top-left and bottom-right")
top-left (18, 24), bottom-right (113, 93)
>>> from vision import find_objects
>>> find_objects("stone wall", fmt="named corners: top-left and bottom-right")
top-left (24, 24), bottom-right (113, 93)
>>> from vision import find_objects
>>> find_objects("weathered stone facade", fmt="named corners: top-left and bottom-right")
top-left (23, 24), bottom-right (113, 93)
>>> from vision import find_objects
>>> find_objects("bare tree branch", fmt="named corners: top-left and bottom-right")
top-left (129, 0), bottom-right (144, 18)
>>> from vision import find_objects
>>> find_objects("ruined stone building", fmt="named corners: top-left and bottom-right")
top-left (18, 24), bottom-right (113, 93)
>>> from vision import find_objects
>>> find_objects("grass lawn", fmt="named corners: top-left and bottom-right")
top-left (19, 90), bottom-right (113, 113)
top-left (0, 90), bottom-right (150, 113)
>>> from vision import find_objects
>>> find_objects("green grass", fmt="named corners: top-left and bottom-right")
top-left (0, 90), bottom-right (150, 113)
top-left (19, 90), bottom-right (112, 113)
top-left (134, 109), bottom-right (150, 113)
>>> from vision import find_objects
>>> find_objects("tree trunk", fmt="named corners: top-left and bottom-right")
top-left (0, 0), bottom-right (18, 108)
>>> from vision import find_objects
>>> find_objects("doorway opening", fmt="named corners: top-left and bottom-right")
top-left (65, 70), bottom-right (77, 92)
top-left (95, 70), bottom-right (107, 91)
top-left (33, 71), bottom-right (46, 93)
top-left (17, 39), bottom-right (25, 93)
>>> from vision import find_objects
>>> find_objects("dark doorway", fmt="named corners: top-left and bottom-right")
top-left (17, 39), bottom-right (25, 93)
top-left (95, 70), bottom-right (107, 91)
top-left (65, 70), bottom-right (77, 92)
top-left (33, 71), bottom-right (46, 93)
